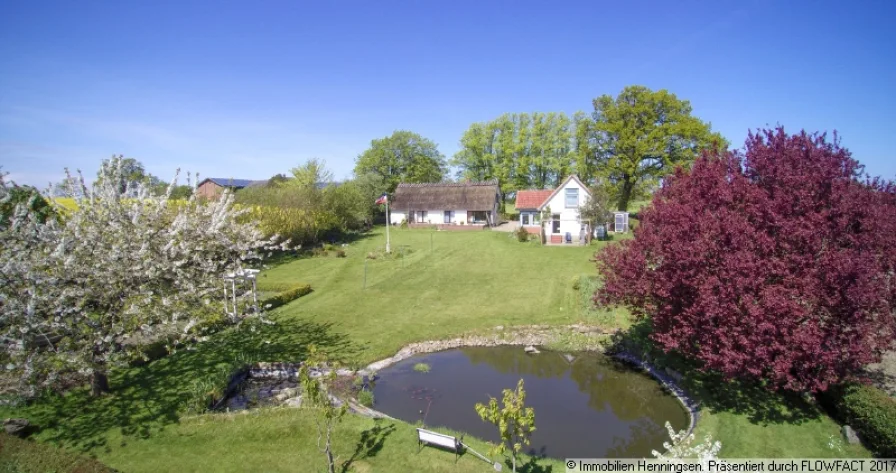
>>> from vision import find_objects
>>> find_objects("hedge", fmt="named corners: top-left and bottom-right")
top-left (261, 283), bottom-right (312, 310)
top-left (821, 383), bottom-right (896, 456)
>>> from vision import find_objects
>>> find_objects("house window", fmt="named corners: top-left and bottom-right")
top-left (521, 213), bottom-right (530, 226)
top-left (565, 188), bottom-right (578, 208)
top-left (444, 210), bottom-right (454, 223)
top-left (416, 211), bottom-right (427, 222)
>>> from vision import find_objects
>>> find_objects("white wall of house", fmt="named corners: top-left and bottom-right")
top-left (389, 209), bottom-right (473, 224)
top-left (389, 210), bottom-right (406, 225)
top-left (542, 178), bottom-right (590, 237)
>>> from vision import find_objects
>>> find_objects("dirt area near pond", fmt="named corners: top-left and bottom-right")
top-left (866, 350), bottom-right (896, 397)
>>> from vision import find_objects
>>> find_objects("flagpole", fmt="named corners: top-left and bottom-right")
top-left (385, 197), bottom-right (391, 253)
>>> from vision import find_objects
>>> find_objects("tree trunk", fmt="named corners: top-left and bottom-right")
top-left (325, 444), bottom-right (335, 473)
top-left (617, 177), bottom-right (634, 211)
top-left (91, 368), bottom-right (110, 396)
top-left (512, 453), bottom-right (517, 473)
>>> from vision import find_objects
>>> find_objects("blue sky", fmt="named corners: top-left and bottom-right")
top-left (1, 0), bottom-right (894, 188)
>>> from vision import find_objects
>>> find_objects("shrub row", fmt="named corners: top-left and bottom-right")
top-left (820, 383), bottom-right (896, 456)
top-left (261, 283), bottom-right (313, 310)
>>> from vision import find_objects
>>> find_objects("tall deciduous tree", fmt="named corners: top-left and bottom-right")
top-left (581, 86), bottom-right (722, 211)
top-left (355, 131), bottom-right (446, 191)
top-left (95, 156), bottom-right (161, 195)
top-left (0, 157), bottom-right (281, 396)
top-left (453, 112), bottom-right (574, 206)
top-left (595, 129), bottom-right (896, 393)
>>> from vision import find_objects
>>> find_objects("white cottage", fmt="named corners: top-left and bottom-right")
top-left (388, 180), bottom-right (500, 227)
top-left (516, 175), bottom-right (592, 243)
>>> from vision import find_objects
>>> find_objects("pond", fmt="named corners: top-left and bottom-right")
top-left (371, 346), bottom-right (688, 459)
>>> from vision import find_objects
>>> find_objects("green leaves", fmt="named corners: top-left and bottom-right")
top-left (355, 130), bottom-right (446, 192)
top-left (583, 86), bottom-right (721, 210)
top-left (474, 378), bottom-right (536, 472)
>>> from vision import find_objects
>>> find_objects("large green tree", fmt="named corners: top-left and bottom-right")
top-left (354, 131), bottom-right (446, 191)
top-left (453, 112), bottom-right (574, 205)
top-left (580, 86), bottom-right (723, 210)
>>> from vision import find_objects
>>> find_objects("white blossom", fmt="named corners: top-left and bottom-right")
top-left (0, 157), bottom-right (285, 396)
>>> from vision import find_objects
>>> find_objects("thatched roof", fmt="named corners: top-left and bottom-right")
top-left (391, 181), bottom-right (498, 211)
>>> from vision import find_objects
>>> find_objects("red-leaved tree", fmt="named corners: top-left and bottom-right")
top-left (595, 128), bottom-right (896, 393)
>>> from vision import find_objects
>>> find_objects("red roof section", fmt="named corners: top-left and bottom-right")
top-left (515, 190), bottom-right (553, 210)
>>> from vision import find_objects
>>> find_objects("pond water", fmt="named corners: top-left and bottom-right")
top-left (371, 347), bottom-right (688, 459)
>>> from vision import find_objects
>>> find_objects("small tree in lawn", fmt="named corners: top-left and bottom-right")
top-left (652, 421), bottom-right (721, 467)
top-left (595, 128), bottom-right (896, 393)
top-left (0, 156), bottom-right (283, 397)
top-left (474, 378), bottom-right (536, 473)
top-left (298, 345), bottom-right (347, 473)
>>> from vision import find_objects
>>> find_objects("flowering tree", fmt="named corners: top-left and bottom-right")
top-left (0, 157), bottom-right (283, 396)
top-left (595, 129), bottom-right (896, 393)
top-left (652, 421), bottom-right (721, 464)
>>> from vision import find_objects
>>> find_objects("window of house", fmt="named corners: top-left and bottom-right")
top-left (565, 188), bottom-right (578, 208)
top-left (417, 211), bottom-right (427, 222)
top-left (522, 213), bottom-right (530, 225)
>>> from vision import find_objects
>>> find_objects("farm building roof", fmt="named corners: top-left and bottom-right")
top-left (201, 178), bottom-right (266, 189)
top-left (391, 180), bottom-right (499, 211)
top-left (515, 190), bottom-right (553, 210)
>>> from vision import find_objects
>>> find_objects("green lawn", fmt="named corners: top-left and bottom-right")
top-left (1, 227), bottom-right (870, 471)
top-left (259, 229), bottom-right (607, 364)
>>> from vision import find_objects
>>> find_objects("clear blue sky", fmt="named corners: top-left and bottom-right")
top-left (2, 0), bottom-right (894, 188)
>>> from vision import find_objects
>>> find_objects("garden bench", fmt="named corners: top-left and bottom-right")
top-left (416, 428), bottom-right (463, 462)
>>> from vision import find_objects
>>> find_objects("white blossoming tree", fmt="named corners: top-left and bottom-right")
top-left (0, 157), bottom-right (283, 397)
top-left (652, 421), bottom-right (722, 466)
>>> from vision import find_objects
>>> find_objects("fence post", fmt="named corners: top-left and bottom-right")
top-left (430, 232), bottom-right (433, 252)
top-left (364, 259), bottom-right (367, 289)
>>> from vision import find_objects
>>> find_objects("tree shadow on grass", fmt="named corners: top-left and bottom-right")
top-left (609, 318), bottom-right (821, 427)
top-left (23, 317), bottom-right (355, 453)
top-left (512, 454), bottom-right (554, 473)
top-left (340, 419), bottom-right (396, 473)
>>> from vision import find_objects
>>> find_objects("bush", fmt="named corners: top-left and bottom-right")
top-left (357, 389), bottom-right (374, 407)
top-left (515, 226), bottom-right (530, 242)
top-left (335, 249), bottom-right (346, 258)
top-left (821, 383), bottom-right (896, 456)
top-left (261, 283), bottom-right (313, 310)
top-left (399, 219), bottom-right (408, 229)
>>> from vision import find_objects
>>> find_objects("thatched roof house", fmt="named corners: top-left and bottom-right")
top-left (389, 180), bottom-right (500, 227)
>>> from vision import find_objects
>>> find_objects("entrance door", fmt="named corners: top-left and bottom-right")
top-left (552, 215), bottom-right (561, 234)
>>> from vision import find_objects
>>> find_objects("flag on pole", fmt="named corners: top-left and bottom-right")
top-left (375, 193), bottom-right (388, 205)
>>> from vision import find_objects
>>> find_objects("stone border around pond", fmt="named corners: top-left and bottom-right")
top-left (357, 325), bottom-right (700, 439)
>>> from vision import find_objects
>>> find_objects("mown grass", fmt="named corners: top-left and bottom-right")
top-left (98, 409), bottom-right (564, 473)
top-left (260, 228), bottom-right (609, 365)
top-left (0, 226), bottom-right (872, 471)
top-left (0, 434), bottom-right (113, 473)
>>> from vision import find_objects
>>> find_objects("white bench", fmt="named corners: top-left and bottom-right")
top-left (416, 428), bottom-right (463, 462)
